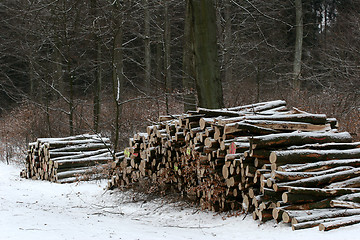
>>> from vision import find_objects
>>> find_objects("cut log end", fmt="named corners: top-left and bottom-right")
top-left (269, 152), bottom-right (277, 164)
top-left (282, 212), bottom-right (291, 223)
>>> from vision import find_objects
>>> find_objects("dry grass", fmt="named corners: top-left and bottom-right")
top-left (0, 92), bottom-right (184, 164)
top-left (1, 86), bottom-right (358, 165)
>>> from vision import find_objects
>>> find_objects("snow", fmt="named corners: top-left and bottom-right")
top-left (1, 162), bottom-right (360, 240)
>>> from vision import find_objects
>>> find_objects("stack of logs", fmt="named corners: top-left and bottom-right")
top-left (21, 134), bottom-right (117, 183)
top-left (107, 99), bottom-right (360, 230)
top-left (244, 131), bottom-right (360, 231)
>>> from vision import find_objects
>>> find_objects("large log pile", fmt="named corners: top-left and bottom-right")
top-left (107, 99), bottom-right (360, 231)
top-left (19, 99), bottom-right (360, 231)
top-left (20, 134), bottom-right (116, 183)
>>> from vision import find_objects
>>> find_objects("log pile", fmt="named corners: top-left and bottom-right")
top-left (245, 131), bottom-right (360, 231)
top-left (20, 134), bottom-right (116, 183)
top-left (20, 98), bottom-right (360, 231)
top-left (108, 99), bottom-right (360, 231)
top-left (108, 100), bottom-right (295, 208)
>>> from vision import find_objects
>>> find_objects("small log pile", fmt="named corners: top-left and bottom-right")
top-left (245, 131), bottom-right (360, 231)
top-left (20, 134), bottom-right (116, 183)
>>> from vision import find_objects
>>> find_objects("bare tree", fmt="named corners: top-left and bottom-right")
top-left (189, 0), bottom-right (224, 109)
top-left (143, 0), bottom-right (151, 93)
top-left (111, 0), bottom-right (125, 152)
top-left (182, 0), bottom-right (197, 111)
top-left (293, 0), bottom-right (303, 90)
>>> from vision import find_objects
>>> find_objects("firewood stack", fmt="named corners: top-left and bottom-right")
top-left (19, 98), bottom-right (360, 231)
top-left (244, 131), bottom-right (360, 230)
top-left (20, 134), bottom-right (116, 183)
top-left (108, 99), bottom-right (360, 230)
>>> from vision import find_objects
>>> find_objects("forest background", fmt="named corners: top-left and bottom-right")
top-left (0, 0), bottom-right (359, 163)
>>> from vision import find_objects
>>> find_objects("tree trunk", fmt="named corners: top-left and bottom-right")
top-left (190, 0), bottom-right (224, 109)
top-left (292, 209), bottom-right (360, 225)
top-left (319, 215), bottom-right (360, 231)
top-left (223, 122), bottom-right (278, 135)
top-left (292, 217), bottom-right (345, 231)
top-left (91, 0), bottom-right (101, 133)
top-left (286, 186), bottom-right (360, 197)
top-left (182, 0), bottom-right (197, 111)
top-left (53, 39), bottom-right (64, 96)
top-left (244, 120), bottom-right (331, 132)
top-left (93, 37), bottom-right (102, 133)
top-left (278, 158), bottom-right (360, 172)
top-left (326, 176), bottom-right (360, 189)
top-left (164, 1), bottom-right (172, 92)
top-left (54, 156), bottom-right (113, 169)
top-left (223, 0), bottom-right (232, 85)
top-left (144, 0), bottom-right (151, 93)
top-left (218, 113), bottom-right (328, 126)
top-left (330, 200), bottom-right (360, 209)
top-left (270, 148), bottom-right (360, 165)
top-left (251, 131), bottom-right (351, 150)
top-left (50, 143), bottom-right (110, 153)
top-left (51, 149), bottom-right (109, 161)
top-left (274, 167), bottom-right (360, 190)
top-left (68, 64), bottom-right (74, 136)
top-left (112, 1), bottom-right (124, 153)
top-left (272, 166), bottom-right (354, 182)
top-left (293, 0), bottom-right (303, 90)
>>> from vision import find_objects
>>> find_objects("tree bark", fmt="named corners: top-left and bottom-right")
top-left (93, 37), bottom-right (102, 132)
top-left (54, 156), bottom-right (113, 169)
top-left (190, 0), bottom-right (224, 109)
top-left (243, 120), bottom-right (331, 132)
top-left (278, 158), bottom-right (360, 172)
top-left (112, 1), bottom-right (124, 153)
top-left (43, 138), bottom-right (110, 148)
top-left (91, 0), bottom-right (101, 133)
top-left (224, 122), bottom-right (278, 135)
top-left (330, 200), bottom-right (360, 209)
top-left (251, 132), bottom-right (352, 150)
top-left (218, 113), bottom-right (328, 126)
top-left (270, 148), bottom-right (360, 165)
top-left (292, 217), bottom-right (340, 231)
top-left (272, 166), bottom-right (354, 182)
top-left (223, 0), bottom-right (232, 85)
top-left (50, 143), bottom-right (110, 153)
top-left (292, 209), bottom-right (360, 224)
top-left (319, 215), bottom-right (360, 231)
top-left (293, 0), bottom-right (303, 90)
top-left (51, 149), bottom-right (109, 161)
top-left (68, 63), bottom-right (74, 136)
top-left (274, 167), bottom-right (360, 189)
top-left (144, 0), bottom-right (151, 93)
top-left (182, 0), bottom-right (197, 111)
top-left (164, 0), bottom-right (172, 92)
top-left (287, 142), bottom-right (360, 151)
top-left (326, 176), bottom-right (360, 189)
top-left (286, 186), bottom-right (360, 197)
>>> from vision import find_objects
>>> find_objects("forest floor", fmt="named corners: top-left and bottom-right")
top-left (1, 161), bottom-right (359, 240)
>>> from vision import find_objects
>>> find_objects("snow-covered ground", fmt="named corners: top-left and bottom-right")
top-left (1, 162), bottom-right (359, 240)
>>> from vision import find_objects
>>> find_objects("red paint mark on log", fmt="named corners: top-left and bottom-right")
top-left (229, 142), bottom-right (236, 154)
top-left (309, 137), bottom-right (327, 141)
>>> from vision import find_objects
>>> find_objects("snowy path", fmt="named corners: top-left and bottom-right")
top-left (1, 162), bottom-right (359, 240)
